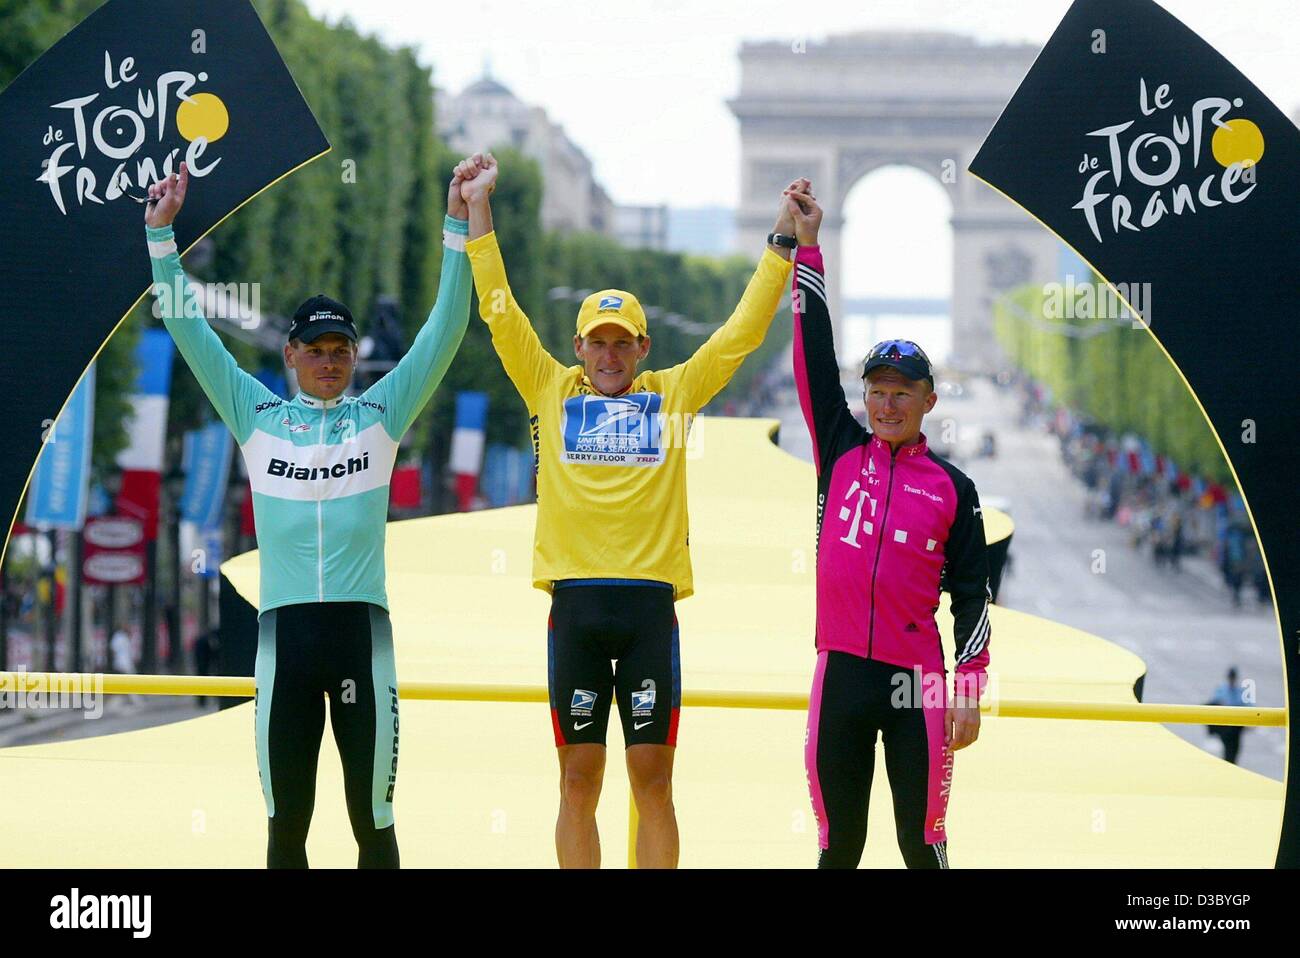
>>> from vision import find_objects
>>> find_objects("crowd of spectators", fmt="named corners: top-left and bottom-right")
top-left (1016, 377), bottom-right (1270, 608)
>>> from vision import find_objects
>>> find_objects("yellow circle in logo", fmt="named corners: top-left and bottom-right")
top-left (1211, 118), bottom-right (1264, 168)
top-left (176, 92), bottom-right (230, 143)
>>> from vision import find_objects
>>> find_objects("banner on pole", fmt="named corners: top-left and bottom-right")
top-left (25, 364), bottom-right (96, 531)
top-left (0, 0), bottom-right (330, 558)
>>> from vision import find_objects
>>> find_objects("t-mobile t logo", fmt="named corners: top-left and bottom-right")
top-left (837, 480), bottom-right (878, 549)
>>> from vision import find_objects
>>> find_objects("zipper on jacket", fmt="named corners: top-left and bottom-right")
top-left (866, 443), bottom-right (899, 658)
top-left (317, 409), bottom-right (326, 601)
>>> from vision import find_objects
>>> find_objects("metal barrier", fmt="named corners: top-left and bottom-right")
top-left (0, 672), bottom-right (1284, 726)
top-left (1, 671), bottom-right (1285, 867)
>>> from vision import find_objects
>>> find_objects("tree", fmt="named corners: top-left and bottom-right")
top-left (0, 0), bottom-right (101, 92)
top-left (995, 280), bottom-right (1231, 483)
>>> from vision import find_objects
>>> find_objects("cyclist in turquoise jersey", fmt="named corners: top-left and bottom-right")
top-left (144, 162), bottom-right (474, 867)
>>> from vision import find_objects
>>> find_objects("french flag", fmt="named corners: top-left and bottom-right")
top-left (115, 330), bottom-right (175, 541)
top-left (450, 391), bottom-right (489, 512)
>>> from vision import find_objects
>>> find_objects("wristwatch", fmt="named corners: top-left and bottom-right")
top-left (767, 232), bottom-right (798, 249)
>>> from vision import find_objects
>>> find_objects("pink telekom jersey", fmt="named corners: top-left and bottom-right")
top-left (791, 246), bottom-right (991, 695)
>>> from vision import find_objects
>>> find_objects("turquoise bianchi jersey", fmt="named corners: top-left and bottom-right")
top-left (147, 216), bottom-right (472, 615)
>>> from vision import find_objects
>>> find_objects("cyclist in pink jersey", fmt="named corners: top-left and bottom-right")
top-left (786, 185), bottom-right (992, 868)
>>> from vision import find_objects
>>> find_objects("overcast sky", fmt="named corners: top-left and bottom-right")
top-left (301, 0), bottom-right (1296, 204)
top-left (299, 0), bottom-right (1296, 304)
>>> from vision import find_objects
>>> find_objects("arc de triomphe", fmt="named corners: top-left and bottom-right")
top-left (730, 32), bottom-right (1063, 371)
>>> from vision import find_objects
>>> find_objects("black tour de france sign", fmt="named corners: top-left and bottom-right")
top-left (969, 0), bottom-right (1300, 866)
top-left (0, 0), bottom-right (329, 557)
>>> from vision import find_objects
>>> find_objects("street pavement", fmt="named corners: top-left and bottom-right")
top-left (0, 695), bottom-right (214, 748)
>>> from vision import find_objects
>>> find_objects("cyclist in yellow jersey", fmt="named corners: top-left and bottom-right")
top-left (457, 153), bottom-right (802, 868)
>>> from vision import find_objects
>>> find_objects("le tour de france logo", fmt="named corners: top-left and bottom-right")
top-left (35, 50), bottom-right (228, 216)
top-left (1072, 78), bottom-right (1265, 244)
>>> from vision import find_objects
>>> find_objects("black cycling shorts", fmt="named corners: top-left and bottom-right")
top-left (547, 579), bottom-right (680, 748)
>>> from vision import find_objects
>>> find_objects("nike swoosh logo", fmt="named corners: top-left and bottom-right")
top-left (634, 721), bottom-right (653, 730)
top-left (573, 721), bottom-right (594, 730)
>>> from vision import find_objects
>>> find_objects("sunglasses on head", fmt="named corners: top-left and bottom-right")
top-left (866, 339), bottom-right (931, 365)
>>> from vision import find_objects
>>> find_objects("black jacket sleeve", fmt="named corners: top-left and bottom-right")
top-left (941, 472), bottom-right (993, 696)
top-left (790, 246), bottom-right (864, 475)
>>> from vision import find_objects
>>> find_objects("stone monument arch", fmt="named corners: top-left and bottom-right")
top-left (730, 31), bottom-right (1063, 370)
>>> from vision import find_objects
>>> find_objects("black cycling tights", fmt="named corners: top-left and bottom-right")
top-left (805, 651), bottom-right (951, 869)
top-left (254, 602), bottom-right (400, 868)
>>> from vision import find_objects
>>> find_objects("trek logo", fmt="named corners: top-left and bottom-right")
top-left (385, 685), bottom-right (399, 802)
top-left (570, 688), bottom-right (596, 716)
top-left (560, 392), bottom-right (665, 465)
top-left (267, 452), bottom-right (370, 481)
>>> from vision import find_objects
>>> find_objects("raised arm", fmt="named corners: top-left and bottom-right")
top-left (667, 188), bottom-right (796, 412)
top-left (144, 163), bottom-right (275, 445)
top-left (459, 153), bottom-right (564, 405)
top-left (787, 188), bottom-right (861, 475)
top-left (360, 171), bottom-right (474, 438)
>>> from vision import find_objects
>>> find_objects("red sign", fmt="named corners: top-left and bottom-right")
top-left (83, 514), bottom-right (146, 585)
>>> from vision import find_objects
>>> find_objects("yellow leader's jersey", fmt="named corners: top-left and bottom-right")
top-left (467, 231), bottom-right (793, 599)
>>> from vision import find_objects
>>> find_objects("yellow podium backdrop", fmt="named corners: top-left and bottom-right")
top-left (0, 418), bottom-right (1281, 866)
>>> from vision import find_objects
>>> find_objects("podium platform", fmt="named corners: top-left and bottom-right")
top-left (0, 418), bottom-right (1280, 867)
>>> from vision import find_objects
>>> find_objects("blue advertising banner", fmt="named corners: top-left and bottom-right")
top-left (180, 421), bottom-right (234, 530)
top-left (25, 364), bottom-right (96, 531)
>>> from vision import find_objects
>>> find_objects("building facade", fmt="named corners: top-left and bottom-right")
top-left (439, 76), bottom-right (615, 235)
